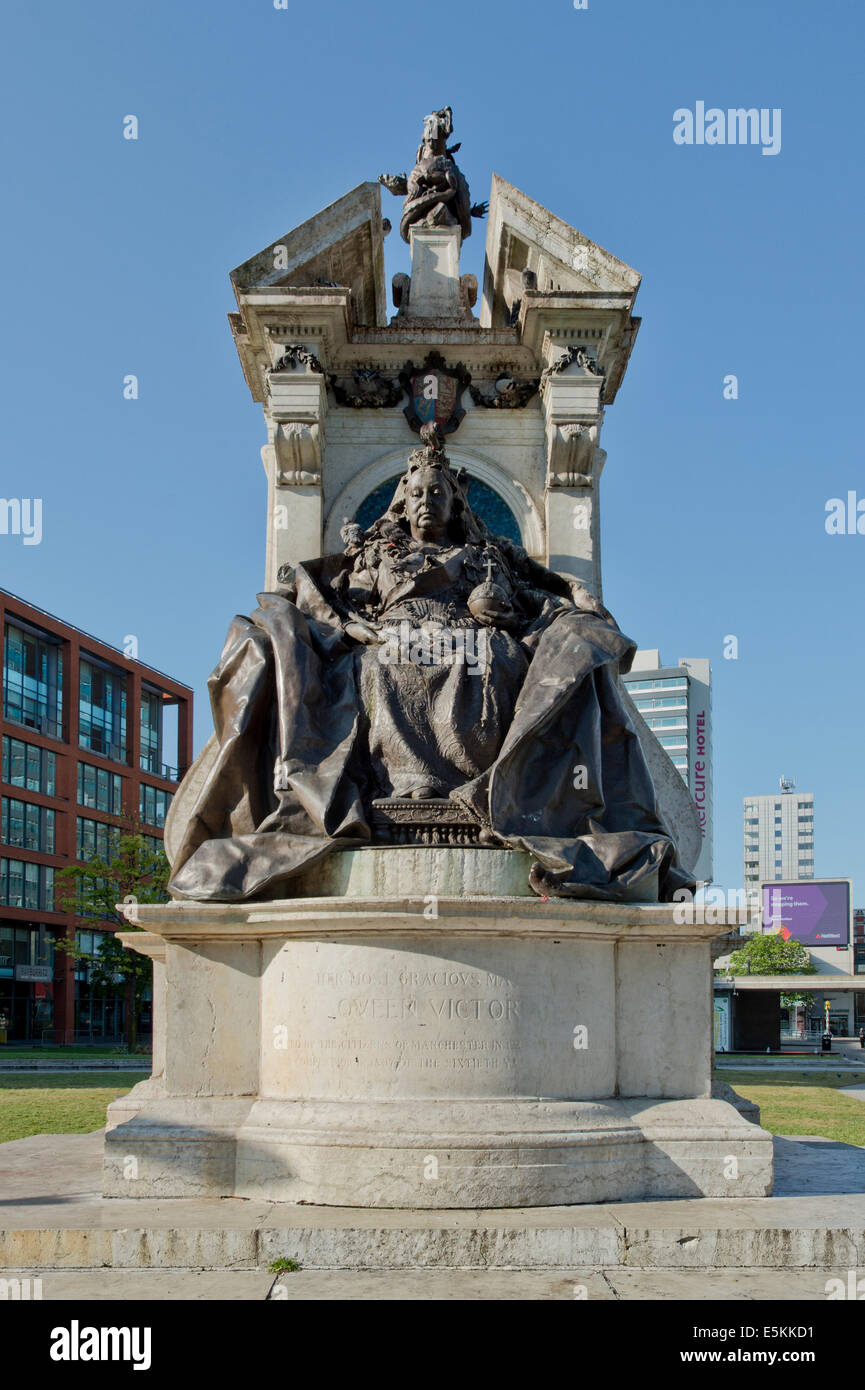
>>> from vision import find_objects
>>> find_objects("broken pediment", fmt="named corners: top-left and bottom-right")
top-left (230, 182), bottom-right (388, 329)
top-left (481, 175), bottom-right (642, 402)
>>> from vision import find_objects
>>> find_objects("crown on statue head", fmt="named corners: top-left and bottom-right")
top-left (407, 422), bottom-right (450, 474)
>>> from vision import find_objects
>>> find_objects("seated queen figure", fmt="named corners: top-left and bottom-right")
top-left (168, 427), bottom-right (694, 904)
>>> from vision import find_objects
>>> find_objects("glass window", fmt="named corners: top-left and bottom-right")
top-left (77, 762), bottom-right (124, 814)
top-left (0, 858), bottom-right (54, 911)
top-left (0, 923), bottom-right (52, 978)
top-left (139, 784), bottom-right (173, 828)
top-left (0, 924), bottom-right (12, 977)
top-left (79, 658), bottom-right (127, 762)
top-left (1, 797), bottom-right (54, 853)
top-left (2, 622), bottom-right (64, 737)
top-left (140, 688), bottom-right (163, 775)
top-left (76, 817), bottom-right (120, 862)
top-left (1, 735), bottom-right (56, 795)
top-left (626, 678), bottom-right (688, 693)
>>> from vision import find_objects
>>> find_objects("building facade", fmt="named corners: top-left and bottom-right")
top-left (621, 650), bottom-right (713, 883)
top-left (743, 779), bottom-right (815, 890)
top-left (854, 907), bottom-right (865, 1028)
top-left (0, 589), bottom-right (192, 1044)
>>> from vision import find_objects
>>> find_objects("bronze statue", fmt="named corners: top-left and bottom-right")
top-left (380, 107), bottom-right (488, 243)
top-left (169, 425), bottom-right (694, 905)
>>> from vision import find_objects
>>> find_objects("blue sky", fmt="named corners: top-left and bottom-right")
top-left (1, 0), bottom-right (862, 901)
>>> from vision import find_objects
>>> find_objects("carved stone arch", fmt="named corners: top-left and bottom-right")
top-left (324, 446), bottom-right (544, 557)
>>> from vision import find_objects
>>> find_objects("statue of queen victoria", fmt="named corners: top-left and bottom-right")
top-left (169, 425), bottom-right (694, 905)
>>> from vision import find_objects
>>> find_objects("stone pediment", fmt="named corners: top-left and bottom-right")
top-left (230, 181), bottom-right (388, 329)
top-left (482, 174), bottom-right (641, 316)
top-left (481, 176), bottom-right (642, 400)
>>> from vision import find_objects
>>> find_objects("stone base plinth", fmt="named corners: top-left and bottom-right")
top-left (104, 860), bottom-right (772, 1207)
top-left (404, 225), bottom-right (469, 320)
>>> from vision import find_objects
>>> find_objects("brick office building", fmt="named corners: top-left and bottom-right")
top-left (0, 589), bottom-right (192, 1044)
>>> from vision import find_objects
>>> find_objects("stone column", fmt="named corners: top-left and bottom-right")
top-left (261, 348), bottom-right (327, 589)
top-left (541, 347), bottom-right (606, 595)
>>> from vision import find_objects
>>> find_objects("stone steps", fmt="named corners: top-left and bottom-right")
top-left (3, 1209), bottom-right (864, 1272)
top-left (2, 1130), bottom-right (864, 1276)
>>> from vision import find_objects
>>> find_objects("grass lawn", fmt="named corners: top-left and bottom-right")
top-left (0, 1073), bottom-right (140, 1144)
top-left (725, 1069), bottom-right (865, 1146)
top-left (5, 1069), bottom-right (865, 1150)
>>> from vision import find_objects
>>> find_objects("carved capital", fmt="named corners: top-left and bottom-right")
top-left (541, 343), bottom-right (605, 392)
top-left (546, 420), bottom-right (599, 487)
top-left (263, 421), bottom-right (322, 487)
top-left (270, 343), bottom-right (325, 375)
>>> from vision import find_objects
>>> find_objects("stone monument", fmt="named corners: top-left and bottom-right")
top-left (104, 112), bottom-right (772, 1207)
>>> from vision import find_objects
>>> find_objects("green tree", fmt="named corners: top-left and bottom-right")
top-left (53, 832), bottom-right (169, 1049)
top-left (725, 931), bottom-right (817, 1008)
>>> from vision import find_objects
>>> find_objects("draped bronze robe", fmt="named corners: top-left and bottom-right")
top-left (168, 545), bottom-right (694, 904)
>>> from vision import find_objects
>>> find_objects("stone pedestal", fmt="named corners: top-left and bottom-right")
top-left (404, 226), bottom-right (466, 319)
top-left (104, 851), bottom-right (772, 1208)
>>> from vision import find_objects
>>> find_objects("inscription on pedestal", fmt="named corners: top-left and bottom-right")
top-left (281, 965), bottom-right (522, 1074)
top-left (259, 938), bottom-right (617, 1100)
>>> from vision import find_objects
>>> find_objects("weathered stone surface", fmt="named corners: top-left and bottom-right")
top-left (0, 1265), bottom-right (844, 1300)
top-left (101, 899), bottom-right (772, 1206)
top-left (8, 1116), bottom-right (862, 1314)
top-left (293, 846), bottom-right (534, 898)
top-left (1, 1130), bottom-right (860, 1277)
top-left (0, 1270), bottom-right (276, 1300)
top-left (402, 227), bottom-right (470, 321)
top-left (230, 181), bottom-right (387, 329)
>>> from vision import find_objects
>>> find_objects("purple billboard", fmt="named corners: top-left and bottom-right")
top-left (762, 880), bottom-right (851, 946)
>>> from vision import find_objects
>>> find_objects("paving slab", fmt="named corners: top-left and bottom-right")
top-left (716, 1060), bottom-right (865, 1071)
top-left (0, 1267), bottom-right (846, 1300)
top-left (0, 1269), bottom-right (275, 1300)
top-left (269, 1269), bottom-right (616, 1299)
top-left (268, 1268), bottom-right (849, 1300)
